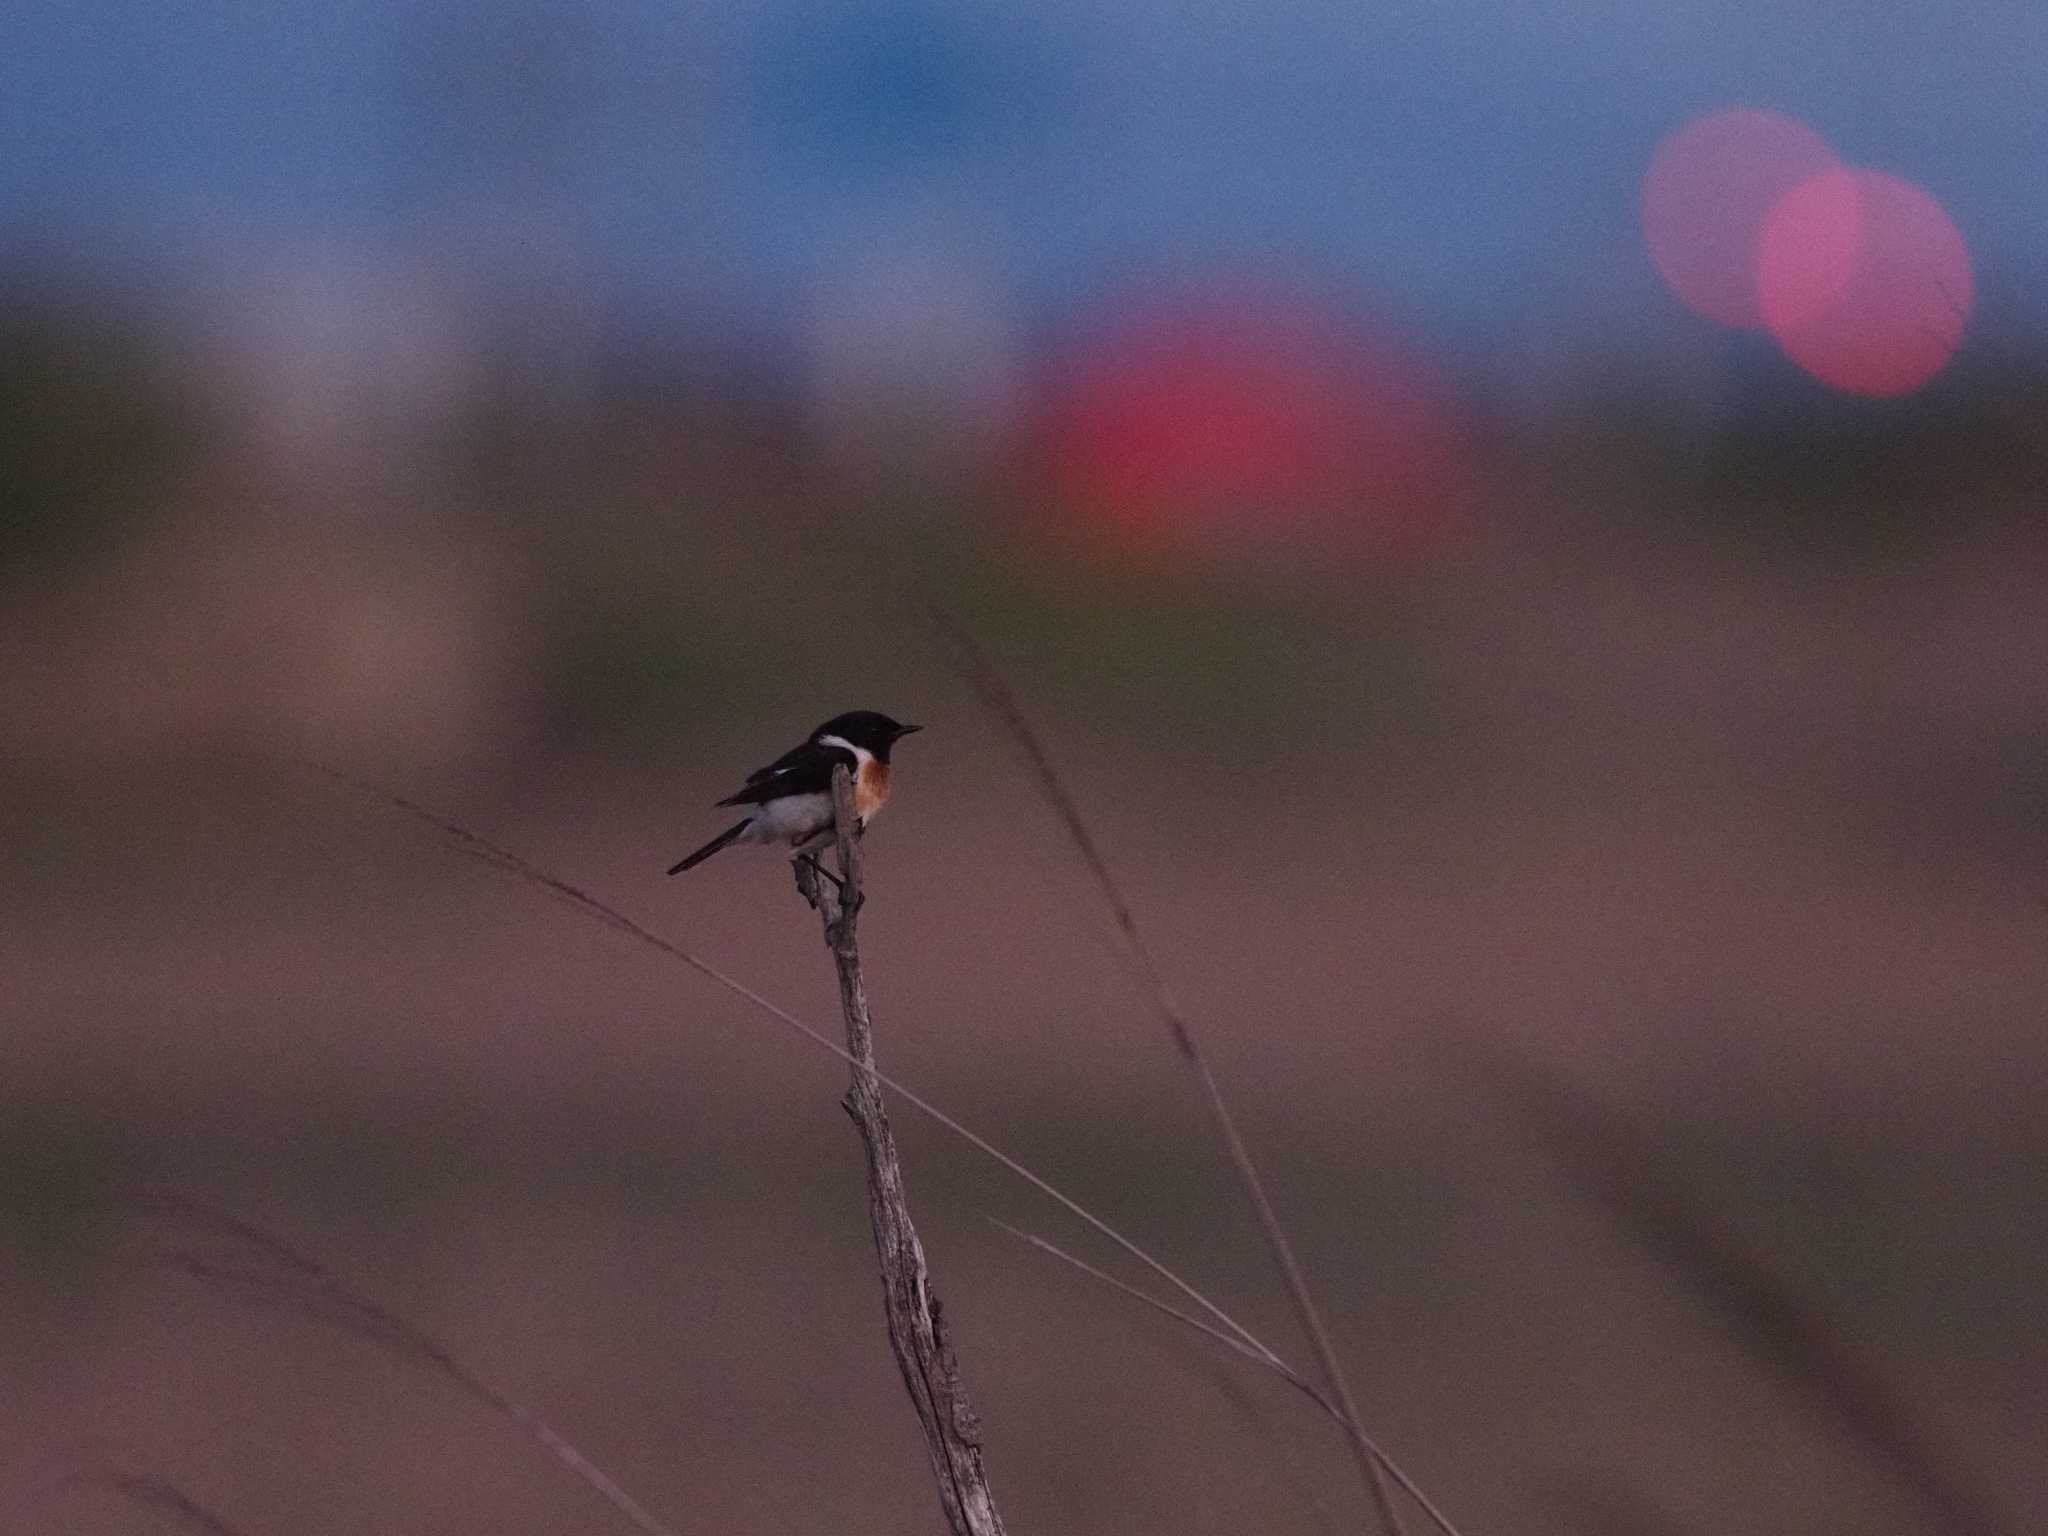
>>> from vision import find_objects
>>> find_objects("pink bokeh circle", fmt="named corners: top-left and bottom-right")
top-left (1642, 108), bottom-right (1841, 330)
top-left (1757, 168), bottom-right (1973, 397)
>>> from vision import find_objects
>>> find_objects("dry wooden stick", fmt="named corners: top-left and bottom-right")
top-left (316, 766), bottom-right (1292, 1388)
top-left (793, 765), bottom-right (1006, 1536)
top-left (929, 610), bottom-right (1410, 1536)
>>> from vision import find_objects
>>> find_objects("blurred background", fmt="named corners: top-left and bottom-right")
top-left (4, 1), bottom-right (2046, 1532)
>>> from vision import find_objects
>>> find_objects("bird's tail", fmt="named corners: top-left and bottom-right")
top-left (666, 818), bottom-right (752, 875)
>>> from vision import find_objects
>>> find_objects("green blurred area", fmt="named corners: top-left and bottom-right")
top-left (0, 294), bottom-right (202, 572)
top-left (7, 280), bottom-right (2047, 776)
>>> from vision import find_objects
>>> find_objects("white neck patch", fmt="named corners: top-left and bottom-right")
top-left (816, 733), bottom-right (875, 768)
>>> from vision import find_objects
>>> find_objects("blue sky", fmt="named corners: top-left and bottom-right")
top-left (4, 0), bottom-right (2042, 354)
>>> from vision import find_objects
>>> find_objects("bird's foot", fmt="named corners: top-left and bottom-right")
top-left (793, 851), bottom-right (846, 910)
top-left (792, 853), bottom-right (825, 910)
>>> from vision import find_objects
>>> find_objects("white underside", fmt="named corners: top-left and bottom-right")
top-left (735, 736), bottom-right (885, 851)
top-left (737, 791), bottom-right (834, 846)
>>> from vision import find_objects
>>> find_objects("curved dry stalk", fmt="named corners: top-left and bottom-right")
top-left (110, 1190), bottom-right (680, 1536)
top-left (926, 609), bottom-right (1412, 1536)
top-left (1454, 1042), bottom-right (2014, 1536)
top-left (53, 1468), bottom-right (250, 1536)
top-left (987, 1219), bottom-right (1469, 1536)
top-left (987, 1218), bottom-right (1336, 1405)
top-left (313, 768), bottom-right (1295, 1383)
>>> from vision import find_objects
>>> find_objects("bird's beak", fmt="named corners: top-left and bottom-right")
top-left (898, 723), bottom-right (923, 736)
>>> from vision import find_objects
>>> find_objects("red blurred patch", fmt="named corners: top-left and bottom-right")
top-left (1030, 285), bottom-right (1473, 568)
top-left (1642, 108), bottom-right (1841, 330)
top-left (1756, 169), bottom-right (1973, 398)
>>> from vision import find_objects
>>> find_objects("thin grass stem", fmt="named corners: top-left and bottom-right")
top-left (926, 609), bottom-right (1415, 1535)
top-left (988, 1218), bottom-right (1469, 1536)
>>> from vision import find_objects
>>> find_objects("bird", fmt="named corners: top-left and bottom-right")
top-left (666, 710), bottom-right (922, 876)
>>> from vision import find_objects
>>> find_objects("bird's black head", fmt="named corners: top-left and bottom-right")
top-left (810, 710), bottom-right (922, 761)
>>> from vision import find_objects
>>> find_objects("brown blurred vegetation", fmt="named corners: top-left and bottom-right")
top-left (4, 270), bottom-right (2046, 1535)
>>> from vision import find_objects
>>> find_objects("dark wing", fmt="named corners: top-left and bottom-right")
top-left (741, 739), bottom-right (818, 786)
top-left (715, 739), bottom-right (854, 807)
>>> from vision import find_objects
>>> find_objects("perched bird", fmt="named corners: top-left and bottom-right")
top-left (666, 710), bottom-right (922, 875)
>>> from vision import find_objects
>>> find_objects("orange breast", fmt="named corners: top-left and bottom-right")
top-left (854, 759), bottom-right (891, 821)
